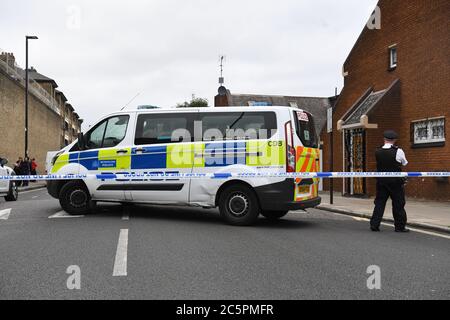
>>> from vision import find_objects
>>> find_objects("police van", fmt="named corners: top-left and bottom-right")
top-left (47, 107), bottom-right (321, 225)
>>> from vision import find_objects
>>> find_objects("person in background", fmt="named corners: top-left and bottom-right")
top-left (30, 158), bottom-right (38, 182)
top-left (370, 130), bottom-right (409, 233)
top-left (14, 157), bottom-right (23, 186)
top-left (20, 156), bottom-right (31, 187)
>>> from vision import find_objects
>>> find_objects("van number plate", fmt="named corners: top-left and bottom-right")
top-left (298, 186), bottom-right (310, 194)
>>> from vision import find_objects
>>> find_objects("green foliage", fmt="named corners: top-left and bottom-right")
top-left (176, 97), bottom-right (209, 108)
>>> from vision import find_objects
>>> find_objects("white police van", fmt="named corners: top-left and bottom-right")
top-left (0, 157), bottom-right (18, 201)
top-left (47, 107), bottom-right (321, 225)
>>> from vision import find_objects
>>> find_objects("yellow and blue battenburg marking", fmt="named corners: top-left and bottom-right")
top-left (51, 141), bottom-right (287, 173)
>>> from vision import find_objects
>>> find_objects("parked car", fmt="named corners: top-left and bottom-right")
top-left (0, 157), bottom-right (18, 201)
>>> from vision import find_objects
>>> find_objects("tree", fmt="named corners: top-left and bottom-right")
top-left (176, 97), bottom-right (209, 108)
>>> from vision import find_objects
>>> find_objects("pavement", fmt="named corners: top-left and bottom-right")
top-left (0, 188), bottom-right (449, 300)
top-left (318, 192), bottom-right (450, 234)
top-left (17, 181), bottom-right (47, 192)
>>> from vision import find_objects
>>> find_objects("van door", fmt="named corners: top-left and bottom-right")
top-left (129, 112), bottom-right (196, 204)
top-left (292, 110), bottom-right (320, 202)
top-left (80, 114), bottom-right (132, 201)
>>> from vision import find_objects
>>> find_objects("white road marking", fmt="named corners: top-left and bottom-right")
top-left (331, 212), bottom-right (450, 240)
top-left (351, 216), bottom-right (367, 222)
top-left (18, 188), bottom-right (46, 194)
top-left (32, 196), bottom-right (38, 199)
top-left (113, 229), bottom-right (128, 277)
top-left (380, 223), bottom-right (450, 240)
top-left (0, 208), bottom-right (12, 220)
top-left (122, 208), bottom-right (129, 221)
top-left (48, 211), bottom-right (84, 219)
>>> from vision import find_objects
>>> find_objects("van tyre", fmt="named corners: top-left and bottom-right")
top-left (59, 181), bottom-right (91, 215)
top-left (219, 184), bottom-right (260, 226)
top-left (5, 180), bottom-right (18, 202)
top-left (261, 210), bottom-right (289, 220)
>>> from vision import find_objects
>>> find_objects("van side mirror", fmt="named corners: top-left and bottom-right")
top-left (77, 132), bottom-right (86, 150)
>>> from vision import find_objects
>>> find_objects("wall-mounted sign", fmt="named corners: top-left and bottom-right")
top-left (327, 107), bottom-right (333, 133)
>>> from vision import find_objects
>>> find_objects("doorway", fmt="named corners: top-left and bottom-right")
top-left (344, 128), bottom-right (366, 196)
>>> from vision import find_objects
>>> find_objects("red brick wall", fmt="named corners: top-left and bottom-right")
top-left (321, 0), bottom-right (450, 201)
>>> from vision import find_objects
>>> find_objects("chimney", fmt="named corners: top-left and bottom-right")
top-left (0, 52), bottom-right (16, 69)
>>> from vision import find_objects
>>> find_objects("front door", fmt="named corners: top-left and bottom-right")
top-left (344, 128), bottom-right (366, 196)
top-left (81, 114), bottom-right (132, 201)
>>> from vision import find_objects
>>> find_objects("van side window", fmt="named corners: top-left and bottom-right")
top-left (293, 111), bottom-right (318, 148)
top-left (199, 112), bottom-right (277, 141)
top-left (85, 115), bottom-right (129, 149)
top-left (135, 113), bottom-right (192, 145)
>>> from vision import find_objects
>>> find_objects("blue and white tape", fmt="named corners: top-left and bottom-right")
top-left (0, 172), bottom-right (449, 181)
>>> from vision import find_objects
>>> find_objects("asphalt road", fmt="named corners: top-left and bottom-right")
top-left (0, 188), bottom-right (449, 300)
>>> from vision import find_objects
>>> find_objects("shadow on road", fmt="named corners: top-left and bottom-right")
top-left (91, 203), bottom-right (317, 229)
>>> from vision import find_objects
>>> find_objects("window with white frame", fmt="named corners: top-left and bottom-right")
top-left (389, 46), bottom-right (397, 69)
top-left (413, 118), bottom-right (445, 145)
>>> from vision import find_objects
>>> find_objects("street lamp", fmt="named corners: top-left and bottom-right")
top-left (25, 35), bottom-right (38, 158)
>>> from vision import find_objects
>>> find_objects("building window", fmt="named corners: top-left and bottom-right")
top-left (412, 118), bottom-right (445, 147)
top-left (389, 45), bottom-right (397, 70)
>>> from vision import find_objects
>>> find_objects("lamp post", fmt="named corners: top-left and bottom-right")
top-left (25, 35), bottom-right (38, 158)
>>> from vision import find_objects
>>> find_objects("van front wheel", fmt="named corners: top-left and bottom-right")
top-left (5, 181), bottom-right (18, 201)
top-left (219, 184), bottom-right (260, 226)
top-left (59, 181), bottom-right (91, 215)
top-left (261, 210), bottom-right (289, 220)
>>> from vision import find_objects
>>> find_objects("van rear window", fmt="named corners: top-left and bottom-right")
top-left (293, 111), bottom-right (318, 148)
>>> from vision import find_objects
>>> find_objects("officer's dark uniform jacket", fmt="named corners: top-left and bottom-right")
top-left (375, 146), bottom-right (403, 184)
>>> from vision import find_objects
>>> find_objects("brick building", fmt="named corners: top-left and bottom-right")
top-left (214, 87), bottom-right (336, 136)
top-left (321, 0), bottom-right (450, 201)
top-left (0, 51), bottom-right (82, 172)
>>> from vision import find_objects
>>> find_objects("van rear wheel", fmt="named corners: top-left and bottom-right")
top-left (261, 210), bottom-right (289, 220)
top-left (219, 184), bottom-right (260, 226)
top-left (59, 181), bottom-right (91, 215)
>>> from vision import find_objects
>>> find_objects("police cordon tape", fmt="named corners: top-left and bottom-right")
top-left (0, 172), bottom-right (449, 181)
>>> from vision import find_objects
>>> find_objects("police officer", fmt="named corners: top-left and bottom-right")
top-left (370, 130), bottom-right (409, 232)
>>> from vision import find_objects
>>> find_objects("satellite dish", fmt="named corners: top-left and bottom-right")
top-left (218, 86), bottom-right (227, 96)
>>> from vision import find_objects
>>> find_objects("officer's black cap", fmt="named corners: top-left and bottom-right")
top-left (384, 130), bottom-right (399, 140)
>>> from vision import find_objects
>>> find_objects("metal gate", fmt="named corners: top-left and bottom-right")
top-left (344, 128), bottom-right (366, 196)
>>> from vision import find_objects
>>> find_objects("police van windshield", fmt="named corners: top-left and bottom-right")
top-left (293, 111), bottom-right (318, 148)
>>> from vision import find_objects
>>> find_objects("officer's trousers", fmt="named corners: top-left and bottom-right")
top-left (371, 181), bottom-right (407, 230)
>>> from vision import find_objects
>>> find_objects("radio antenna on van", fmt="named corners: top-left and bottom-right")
top-left (120, 92), bottom-right (141, 111)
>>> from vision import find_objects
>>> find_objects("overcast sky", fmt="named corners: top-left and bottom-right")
top-left (1, 0), bottom-right (378, 129)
